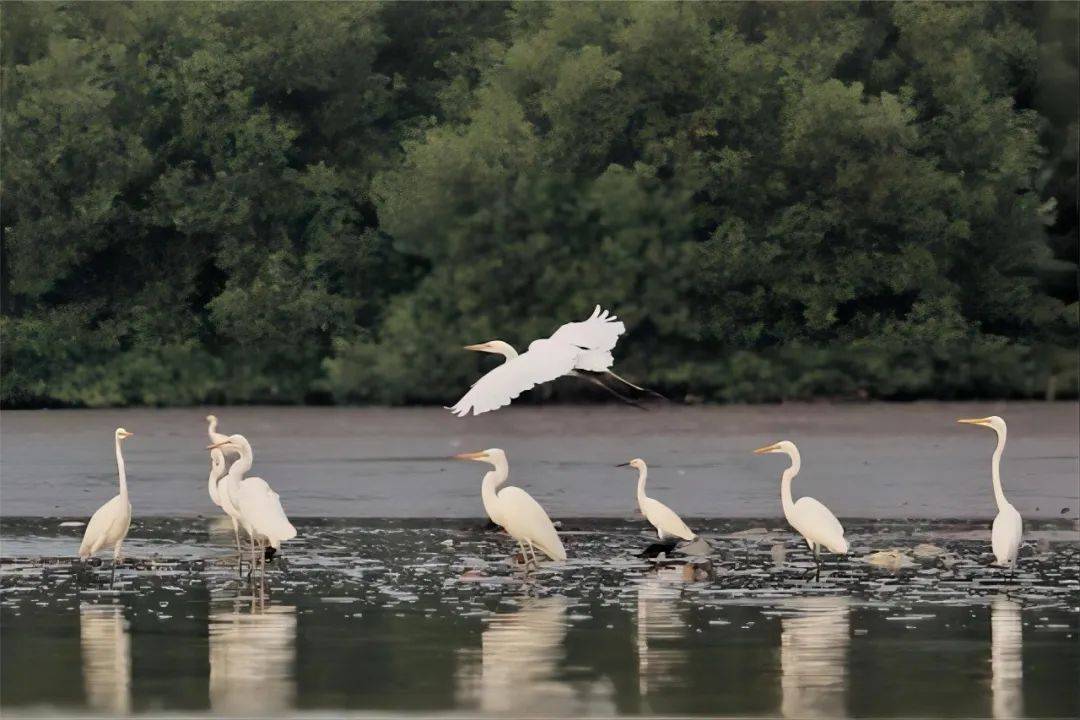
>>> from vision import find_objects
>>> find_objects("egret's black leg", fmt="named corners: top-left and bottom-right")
top-left (814, 545), bottom-right (821, 582)
top-left (571, 371), bottom-right (647, 410)
top-left (604, 370), bottom-right (669, 401)
top-left (110, 561), bottom-right (116, 588)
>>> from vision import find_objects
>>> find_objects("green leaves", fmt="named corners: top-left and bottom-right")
top-left (1, 2), bottom-right (1075, 406)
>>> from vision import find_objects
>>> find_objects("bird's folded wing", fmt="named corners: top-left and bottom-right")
top-left (450, 341), bottom-right (577, 417)
top-left (548, 305), bottom-right (625, 351)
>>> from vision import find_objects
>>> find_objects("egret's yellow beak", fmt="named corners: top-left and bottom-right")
top-left (119, 431), bottom-right (134, 439)
top-left (207, 441), bottom-right (227, 450)
top-left (754, 443), bottom-right (779, 455)
top-left (454, 451), bottom-right (489, 461)
top-left (957, 417), bottom-right (991, 426)
top-left (463, 343), bottom-right (489, 352)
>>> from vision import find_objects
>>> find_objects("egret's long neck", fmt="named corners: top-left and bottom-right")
top-left (208, 461), bottom-right (225, 498)
top-left (115, 437), bottom-right (128, 501)
top-left (228, 439), bottom-right (254, 486)
top-left (208, 417), bottom-right (218, 435)
top-left (636, 465), bottom-right (648, 506)
top-left (780, 450), bottom-right (801, 520)
top-left (990, 426), bottom-right (1008, 510)
top-left (481, 459), bottom-right (509, 510)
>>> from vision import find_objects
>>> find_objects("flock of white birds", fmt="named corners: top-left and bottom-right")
top-left (77, 306), bottom-right (1024, 585)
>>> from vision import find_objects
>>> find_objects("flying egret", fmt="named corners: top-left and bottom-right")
top-left (79, 428), bottom-right (135, 586)
top-left (617, 458), bottom-right (696, 543)
top-left (754, 441), bottom-right (848, 579)
top-left (207, 448), bottom-right (245, 574)
top-left (208, 434), bottom-right (297, 580)
top-left (454, 449), bottom-right (566, 566)
top-left (958, 416), bottom-right (1023, 569)
top-left (450, 306), bottom-right (655, 417)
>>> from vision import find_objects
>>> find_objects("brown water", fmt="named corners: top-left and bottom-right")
top-left (1, 403), bottom-right (1077, 519)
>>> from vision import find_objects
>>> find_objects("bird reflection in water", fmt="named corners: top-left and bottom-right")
top-left (79, 603), bottom-right (131, 715)
top-left (209, 597), bottom-right (297, 714)
top-left (456, 596), bottom-right (613, 714)
top-left (990, 595), bottom-right (1023, 719)
top-left (780, 597), bottom-right (850, 718)
top-left (636, 574), bottom-right (688, 702)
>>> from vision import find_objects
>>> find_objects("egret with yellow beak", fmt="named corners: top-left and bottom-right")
top-left (754, 440), bottom-right (848, 580)
top-left (454, 449), bottom-right (566, 567)
top-left (958, 415), bottom-right (1022, 569)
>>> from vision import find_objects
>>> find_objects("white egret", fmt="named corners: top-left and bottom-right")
top-left (754, 441), bottom-right (848, 579)
top-left (207, 448), bottom-right (245, 573)
top-left (617, 458), bottom-right (696, 543)
top-left (454, 449), bottom-right (566, 566)
top-left (958, 416), bottom-right (1023, 569)
top-left (79, 428), bottom-right (135, 586)
top-left (208, 434), bottom-right (297, 579)
top-left (207, 414), bottom-right (237, 458)
top-left (450, 306), bottom-right (653, 416)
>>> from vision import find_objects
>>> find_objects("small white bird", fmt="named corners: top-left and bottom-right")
top-left (209, 434), bottom-right (297, 578)
top-left (454, 449), bottom-right (566, 566)
top-left (754, 441), bottom-right (848, 579)
top-left (79, 428), bottom-right (135, 586)
top-left (207, 447), bottom-right (245, 573)
top-left (450, 306), bottom-right (650, 416)
top-left (958, 415), bottom-right (1023, 569)
top-left (617, 458), bottom-right (696, 542)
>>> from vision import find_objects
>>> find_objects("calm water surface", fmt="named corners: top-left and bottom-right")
top-left (1, 518), bottom-right (1077, 717)
top-left (1, 403), bottom-right (1077, 519)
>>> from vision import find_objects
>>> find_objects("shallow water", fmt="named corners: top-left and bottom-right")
top-left (2, 518), bottom-right (1077, 717)
top-left (2, 403), bottom-right (1078, 519)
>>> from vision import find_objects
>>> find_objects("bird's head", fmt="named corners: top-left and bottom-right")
top-left (453, 448), bottom-right (506, 467)
top-left (115, 428), bottom-right (134, 441)
top-left (206, 414), bottom-right (217, 424)
top-left (207, 433), bottom-right (247, 453)
top-left (957, 415), bottom-right (1006, 433)
top-left (463, 340), bottom-right (517, 358)
top-left (615, 458), bottom-right (646, 471)
top-left (754, 440), bottom-right (797, 457)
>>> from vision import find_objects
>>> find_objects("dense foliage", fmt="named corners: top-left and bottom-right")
top-left (2, 2), bottom-right (1076, 407)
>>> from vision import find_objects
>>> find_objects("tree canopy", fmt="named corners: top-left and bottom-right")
top-left (2, 1), bottom-right (1076, 407)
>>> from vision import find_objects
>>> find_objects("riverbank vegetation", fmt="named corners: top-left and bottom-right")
top-left (2, 2), bottom-right (1076, 407)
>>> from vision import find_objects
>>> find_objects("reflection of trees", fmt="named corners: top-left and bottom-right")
top-left (780, 597), bottom-right (850, 718)
top-left (209, 601), bottom-right (297, 714)
top-left (79, 603), bottom-right (131, 715)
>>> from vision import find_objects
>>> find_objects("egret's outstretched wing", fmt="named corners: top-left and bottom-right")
top-left (498, 486), bottom-right (567, 561)
top-left (450, 340), bottom-right (578, 417)
top-left (549, 305), bottom-right (625, 351)
top-left (791, 496), bottom-right (848, 554)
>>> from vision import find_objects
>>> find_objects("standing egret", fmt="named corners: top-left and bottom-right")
top-left (454, 449), bottom-right (566, 566)
top-left (208, 434), bottom-right (297, 580)
top-left (207, 414), bottom-right (237, 458)
top-left (616, 458), bottom-right (696, 543)
top-left (958, 416), bottom-right (1023, 569)
top-left (79, 428), bottom-right (135, 586)
top-left (450, 306), bottom-right (655, 417)
top-left (207, 448), bottom-right (245, 574)
top-left (754, 441), bottom-right (848, 580)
